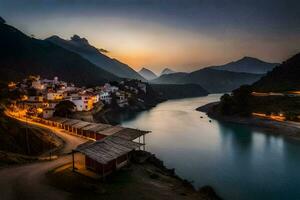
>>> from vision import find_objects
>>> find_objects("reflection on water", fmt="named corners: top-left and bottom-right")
top-left (120, 94), bottom-right (300, 200)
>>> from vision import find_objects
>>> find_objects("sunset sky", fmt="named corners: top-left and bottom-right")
top-left (1, 0), bottom-right (299, 73)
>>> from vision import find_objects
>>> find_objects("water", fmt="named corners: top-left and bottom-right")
top-left (119, 94), bottom-right (300, 199)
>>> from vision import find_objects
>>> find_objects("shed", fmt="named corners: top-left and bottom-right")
top-left (73, 136), bottom-right (142, 176)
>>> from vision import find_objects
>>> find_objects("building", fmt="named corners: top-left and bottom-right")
top-left (116, 91), bottom-right (128, 107)
top-left (103, 83), bottom-right (119, 93)
top-left (73, 136), bottom-right (142, 177)
top-left (31, 80), bottom-right (45, 90)
top-left (99, 91), bottom-right (111, 104)
top-left (67, 95), bottom-right (94, 111)
top-left (42, 108), bottom-right (55, 119)
top-left (46, 92), bottom-right (64, 101)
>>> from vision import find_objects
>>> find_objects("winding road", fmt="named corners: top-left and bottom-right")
top-left (0, 116), bottom-right (88, 200)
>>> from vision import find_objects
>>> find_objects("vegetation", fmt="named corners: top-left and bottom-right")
top-left (217, 87), bottom-right (300, 121)
top-left (218, 85), bottom-right (253, 116)
top-left (214, 53), bottom-right (300, 121)
top-left (252, 53), bottom-right (300, 92)
top-left (54, 100), bottom-right (76, 117)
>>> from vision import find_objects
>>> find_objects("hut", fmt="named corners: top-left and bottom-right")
top-left (73, 136), bottom-right (142, 177)
top-left (95, 126), bottom-right (124, 140)
top-left (70, 121), bottom-right (92, 135)
top-left (62, 119), bottom-right (81, 132)
top-left (50, 117), bottom-right (69, 128)
top-left (80, 123), bottom-right (110, 139)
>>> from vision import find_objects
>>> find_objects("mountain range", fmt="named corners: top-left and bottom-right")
top-left (46, 35), bottom-right (145, 80)
top-left (252, 53), bottom-right (300, 92)
top-left (151, 68), bottom-right (262, 93)
top-left (138, 68), bottom-right (157, 80)
top-left (210, 56), bottom-right (278, 74)
top-left (0, 17), bottom-right (287, 95)
top-left (0, 20), bottom-right (119, 86)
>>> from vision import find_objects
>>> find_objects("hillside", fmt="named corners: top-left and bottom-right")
top-left (0, 21), bottom-right (119, 86)
top-left (139, 68), bottom-right (157, 80)
top-left (252, 53), bottom-right (300, 92)
top-left (152, 69), bottom-right (261, 93)
top-left (151, 84), bottom-right (208, 99)
top-left (210, 57), bottom-right (278, 74)
top-left (46, 35), bottom-right (145, 80)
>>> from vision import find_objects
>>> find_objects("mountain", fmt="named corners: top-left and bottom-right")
top-left (161, 68), bottom-right (176, 75)
top-left (0, 19), bottom-right (119, 86)
top-left (152, 68), bottom-right (261, 93)
top-left (46, 35), bottom-right (145, 80)
top-left (138, 68), bottom-right (157, 80)
top-left (210, 57), bottom-right (278, 74)
top-left (151, 84), bottom-right (208, 99)
top-left (252, 53), bottom-right (300, 92)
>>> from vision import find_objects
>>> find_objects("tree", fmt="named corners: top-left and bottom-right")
top-left (54, 100), bottom-right (76, 117)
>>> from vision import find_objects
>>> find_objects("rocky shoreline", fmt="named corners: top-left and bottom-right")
top-left (197, 102), bottom-right (300, 140)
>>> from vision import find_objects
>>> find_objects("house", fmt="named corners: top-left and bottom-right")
top-left (67, 94), bottom-right (94, 111)
top-left (27, 95), bottom-right (43, 102)
top-left (99, 91), bottom-right (111, 104)
top-left (42, 108), bottom-right (55, 119)
top-left (116, 91), bottom-right (128, 107)
top-left (32, 80), bottom-right (45, 90)
top-left (46, 91), bottom-right (64, 101)
top-left (73, 136), bottom-right (142, 177)
top-left (103, 83), bottom-right (119, 93)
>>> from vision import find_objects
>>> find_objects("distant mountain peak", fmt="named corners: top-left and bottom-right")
top-left (210, 56), bottom-right (278, 74)
top-left (139, 67), bottom-right (157, 80)
top-left (238, 56), bottom-right (266, 63)
top-left (46, 35), bottom-right (145, 80)
top-left (161, 68), bottom-right (176, 75)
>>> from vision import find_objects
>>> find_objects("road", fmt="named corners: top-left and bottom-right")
top-left (0, 115), bottom-right (88, 200)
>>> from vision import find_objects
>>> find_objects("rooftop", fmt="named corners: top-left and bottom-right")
top-left (75, 136), bottom-right (142, 164)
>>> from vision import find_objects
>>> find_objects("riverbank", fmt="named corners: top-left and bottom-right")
top-left (197, 102), bottom-right (300, 139)
top-left (46, 151), bottom-right (221, 200)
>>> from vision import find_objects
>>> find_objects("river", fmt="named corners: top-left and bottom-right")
top-left (119, 94), bottom-right (300, 200)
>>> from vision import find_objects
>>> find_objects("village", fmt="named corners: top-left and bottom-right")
top-left (8, 75), bottom-right (148, 120)
top-left (4, 75), bottom-right (153, 176)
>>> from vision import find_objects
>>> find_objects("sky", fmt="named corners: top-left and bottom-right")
top-left (0, 0), bottom-right (299, 73)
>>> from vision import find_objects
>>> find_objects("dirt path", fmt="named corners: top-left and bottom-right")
top-left (0, 116), bottom-right (88, 200)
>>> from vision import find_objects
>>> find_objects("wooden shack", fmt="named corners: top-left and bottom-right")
top-left (73, 136), bottom-right (143, 177)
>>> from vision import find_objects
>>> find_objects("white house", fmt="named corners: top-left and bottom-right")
top-left (67, 95), bottom-right (94, 111)
top-left (100, 91), bottom-right (112, 104)
top-left (46, 92), bottom-right (64, 101)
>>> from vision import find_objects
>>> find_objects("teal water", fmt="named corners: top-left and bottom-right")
top-left (120, 94), bottom-right (300, 200)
